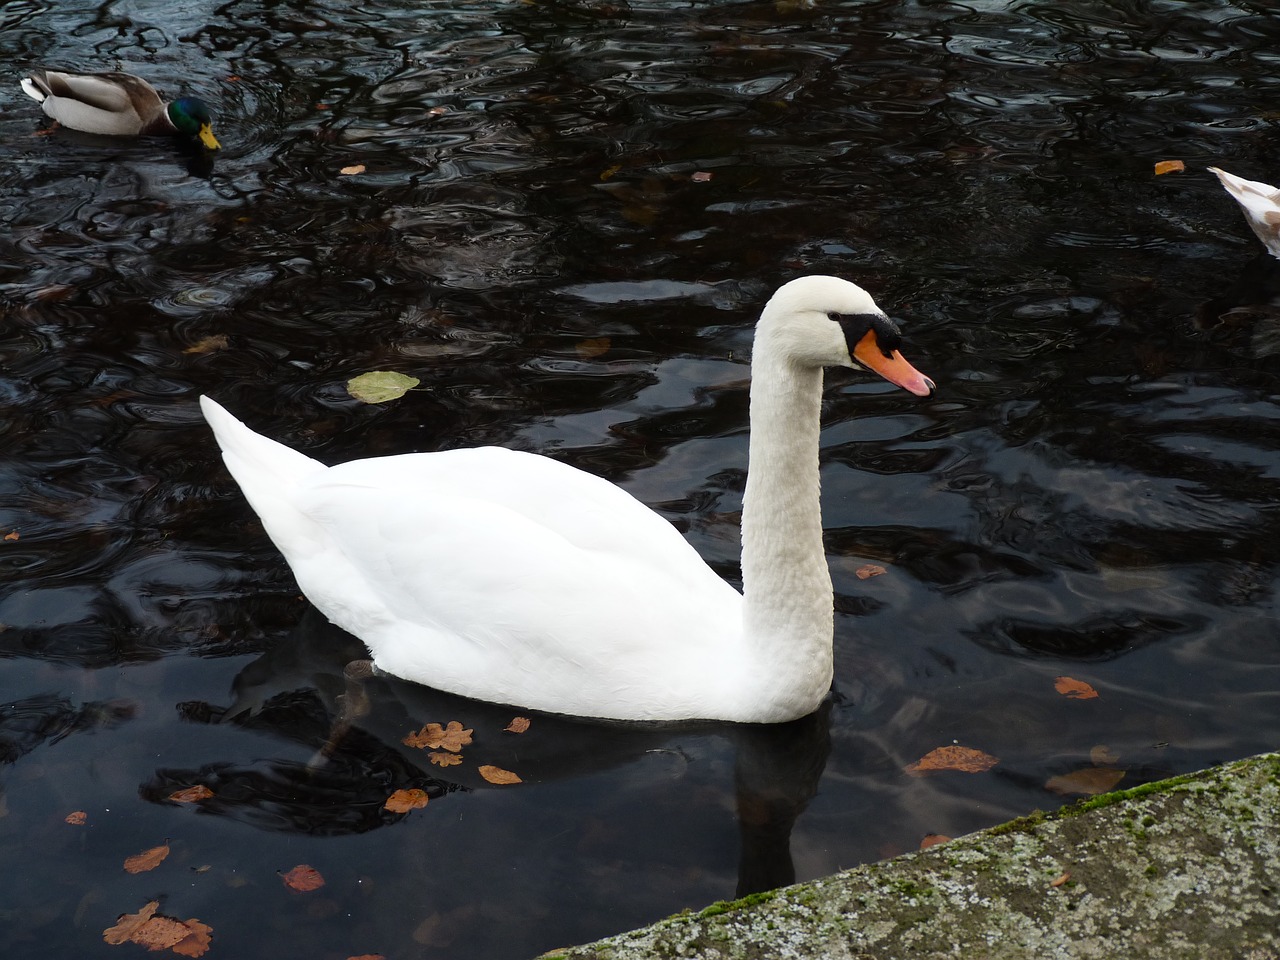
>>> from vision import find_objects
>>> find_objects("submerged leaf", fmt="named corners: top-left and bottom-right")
top-left (347, 371), bottom-right (420, 404)
top-left (168, 785), bottom-right (214, 803)
top-left (281, 864), bottom-right (326, 892)
top-left (1046, 767), bottom-right (1126, 796)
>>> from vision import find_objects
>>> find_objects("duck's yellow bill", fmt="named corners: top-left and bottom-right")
top-left (199, 124), bottom-right (221, 151)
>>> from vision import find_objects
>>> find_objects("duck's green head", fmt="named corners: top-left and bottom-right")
top-left (168, 97), bottom-right (221, 151)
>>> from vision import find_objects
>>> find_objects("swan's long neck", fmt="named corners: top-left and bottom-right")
top-left (740, 321), bottom-right (835, 715)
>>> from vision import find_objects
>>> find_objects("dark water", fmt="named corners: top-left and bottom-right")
top-left (4, 0), bottom-right (1280, 957)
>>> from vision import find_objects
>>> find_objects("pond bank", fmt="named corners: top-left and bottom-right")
top-left (546, 751), bottom-right (1280, 959)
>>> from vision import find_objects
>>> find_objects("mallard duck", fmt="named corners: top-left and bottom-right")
top-left (20, 68), bottom-right (220, 150)
top-left (1209, 167), bottom-right (1280, 260)
top-left (201, 276), bottom-right (935, 724)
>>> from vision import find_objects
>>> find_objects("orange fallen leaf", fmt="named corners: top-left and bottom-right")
top-left (65, 811), bottom-right (87, 825)
top-left (170, 918), bottom-right (213, 958)
top-left (124, 843), bottom-right (170, 874)
top-left (168, 785), bottom-right (214, 803)
top-left (905, 745), bottom-right (999, 775)
top-left (384, 788), bottom-right (430, 813)
top-left (855, 563), bottom-right (886, 580)
top-left (281, 864), bottom-right (325, 892)
top-left (3, 530), bottom-right (18, 541)
top-left (104, 901), bottom-right (161, 945)
top-left (103, 902), bottom-right (211, 957)
top-left (1054, 676), bottom-right (1099, 699)
top-left (340, 164), bottom-right (366, 175)
top-left (1045, 767), bottom-right (1126, 796)
top-left (428, 751), bottom-right (462, 768)
top-left (1154, 159), bottom-right (1185, 176)
top-left (403, 721), bottom-right (473, 752)
top-left (920, 834), bottom-right (951, 850)
top-left (504, 716), bottom-right (531, 734)
top-left (1050, 871), bottom-right (1071, 887)
top-left (478, 765), bottom-right (522, 785)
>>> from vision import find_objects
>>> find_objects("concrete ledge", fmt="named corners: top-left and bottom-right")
top-left (547, 752), bottom-right (1280, 960)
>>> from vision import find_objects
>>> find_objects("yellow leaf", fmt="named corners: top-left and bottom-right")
top-left (478, 764), bottom-right (522, 785)
top-left (905, 745), bottom-right (999, 775)
top-left (347, 371), bottom-right (420, 404)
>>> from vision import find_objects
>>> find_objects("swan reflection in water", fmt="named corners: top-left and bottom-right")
top-left (158, 611), bottom-right (831, 899)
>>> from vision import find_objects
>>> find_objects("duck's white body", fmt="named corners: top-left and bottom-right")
top-left (202, 276), bottom-right (934, 723)
top-left (1210, 167), bottom-right (1280, 260)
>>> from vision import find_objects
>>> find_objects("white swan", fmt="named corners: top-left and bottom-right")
top-left (201, 276), bottom-right (935, 723)
top-left (1210, 167), bottom-right (1280, 260)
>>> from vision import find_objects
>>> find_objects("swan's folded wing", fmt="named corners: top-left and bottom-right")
top-left (285, 448), bottom-right (742, 714)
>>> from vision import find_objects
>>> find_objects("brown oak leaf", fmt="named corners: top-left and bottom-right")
top-left (403, 721), bottom-right (473, 752)
top-left (124, 844), bottom-right (170, 874)
top-left (478, 765), bottom-right (522, 785)
top-left (384, 788), bottom-right (430, 813)
top-left (905, 745), bottom-right (999, 776)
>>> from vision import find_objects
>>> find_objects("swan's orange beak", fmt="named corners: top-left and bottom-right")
top-left (852, 330), bottom-right (935, 397)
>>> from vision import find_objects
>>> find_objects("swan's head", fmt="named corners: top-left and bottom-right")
top-left (760, 275), bottom-right (935, 397)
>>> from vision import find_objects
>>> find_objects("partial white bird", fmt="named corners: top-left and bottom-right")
top-left (1210, 167), bottom-right (1280, 260)
top-left (201, 276), bottom-right (935, 723)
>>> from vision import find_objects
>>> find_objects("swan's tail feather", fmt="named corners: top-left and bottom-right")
top-left (200, 395), bottom-right (328, 555)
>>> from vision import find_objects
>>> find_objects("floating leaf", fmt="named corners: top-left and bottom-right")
top-left (575, 337), bottom-right (611, 360)
top-left (347, 371), bottom-right (420, 404)
top-left (919, 834), bottom-right (951, 850)
top-left (428, 751), bottom-right (462, 768)
top-left (124, 843), bottom-right (170, 875)
top-left (691, 171), bottom-right (713, 182)
top-left (65, 811), bottom-right (87, 825)
top-left (103, 902), bottom-right (211, 957)
top-left (504, 716), bottom-right (531, 734)
top-left (4, 530), bottom-right (19, 541)
top-left (478, 765), bottom-right (522, 785)
top-left (168, 785), bottom-right (214, 803)
top-left (855, 563), bottom-right (886, 580)
top-left (281, 864), bottom-right (326, 892)
top-left (1045, 767), bottom-right (1126, 796)
top-left (403, 721), bottom-right (473, 752)
top-left (340, 164), bottom-right (366, 176)
top-left (1154, 159), bottom-right (1185, 176)
top-left (1054, 676), bottom-right (1099, 700)
top-left (384, 788), bottom-right (430, 813)
top-left (348, 955), bottom-right (387, 960)
top-left (905, 745), bottom-right (999, 776)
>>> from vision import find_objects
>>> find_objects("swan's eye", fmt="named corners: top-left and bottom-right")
top-left (831, 312), bottom-right (903, 359)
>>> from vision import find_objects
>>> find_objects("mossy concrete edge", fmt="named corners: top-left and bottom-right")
top-left (544, 751), bottom-right (1280, 960)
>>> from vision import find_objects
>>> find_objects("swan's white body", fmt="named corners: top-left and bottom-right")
top-left (1210, 167), bottom-right (1280, 260)
top-left (202, 276), bottom-right (934, 723)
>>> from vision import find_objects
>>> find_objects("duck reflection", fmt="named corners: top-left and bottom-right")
top-left (155, 611), bottom-right (830, 896)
